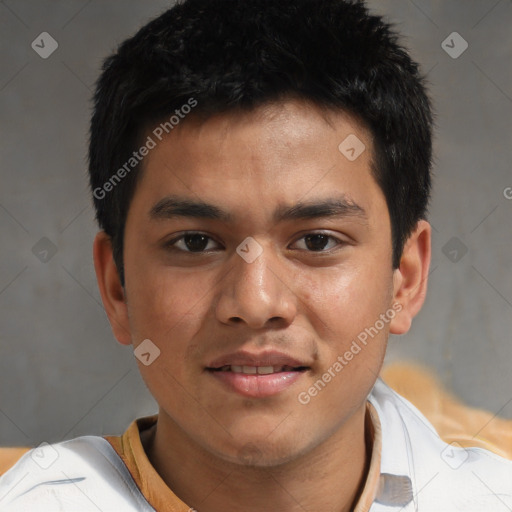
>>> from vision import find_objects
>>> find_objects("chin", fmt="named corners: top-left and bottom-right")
top-left (211, 434), bottom-right (312, 469)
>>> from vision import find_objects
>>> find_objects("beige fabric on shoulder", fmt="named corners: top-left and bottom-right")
top-left (0, 447), bottom-right (30, 477)
top-left (381, 362), bottom-right (512, 460)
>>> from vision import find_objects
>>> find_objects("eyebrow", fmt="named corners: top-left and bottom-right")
top-left (149, 195), bottom-right (367, 224)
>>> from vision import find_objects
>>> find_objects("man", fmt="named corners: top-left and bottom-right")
top-left (1, 0), bottom-right (511, 510)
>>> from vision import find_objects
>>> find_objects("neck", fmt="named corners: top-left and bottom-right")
top-left (142, 404), bottom-right (372, 512)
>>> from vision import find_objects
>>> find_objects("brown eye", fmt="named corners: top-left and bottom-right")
top-left (304, 234), bottom-right (330, 251)
top-left (166, 232), bottom-right (221, 253)
top-left (183, 234), bottom-right (210, 252)
top-left (292, 233), bottom-right (343, 252)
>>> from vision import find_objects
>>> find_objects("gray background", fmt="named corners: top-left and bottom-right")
top-left (0, 0), bottom-right (511, 446)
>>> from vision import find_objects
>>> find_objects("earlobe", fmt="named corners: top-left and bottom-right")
top-left (92, 231), bottom-right (132, 345)
top-left (389, 220), bottom-right (431, 335)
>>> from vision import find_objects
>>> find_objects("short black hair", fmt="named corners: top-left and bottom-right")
top-left (88, 0), bottom-right (434, 288)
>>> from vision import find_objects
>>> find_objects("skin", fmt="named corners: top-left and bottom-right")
top-left (94, 99), bottom-right (431, 512)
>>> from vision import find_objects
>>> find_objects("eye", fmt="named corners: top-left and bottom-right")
top-left (166, 232), bottom-right (222, 253)
top-left (291, 233), bottom-right (343, 252)
top-left (165, 231), bottom-right (345, 254)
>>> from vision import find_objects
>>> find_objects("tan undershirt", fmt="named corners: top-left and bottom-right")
top-left (4, 363), bottom-right (510, 499)
top-left (104, 402), bottom-right (383, 512)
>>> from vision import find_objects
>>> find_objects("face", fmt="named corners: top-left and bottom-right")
top-left (120, 99), bottom-right (399, 465)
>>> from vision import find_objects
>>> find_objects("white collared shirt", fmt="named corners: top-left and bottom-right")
top-left (1, 379), bottom-right (511, 511)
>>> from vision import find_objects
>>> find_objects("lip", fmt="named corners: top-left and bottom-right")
top-left (206, 350), bottom-right (310, 398)
top-left (206, 350), bottom-right (308, 369)
top-left (209, 369), bottom-right (306, 398)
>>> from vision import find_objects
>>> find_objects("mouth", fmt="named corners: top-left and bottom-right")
top-left (206, 363), bottom-right (310, 398)
top-left (208, 365), bottom-right (309, 375)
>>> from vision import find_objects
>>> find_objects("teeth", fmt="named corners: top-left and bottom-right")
top-left (228, 365), bottom-right (288, 374)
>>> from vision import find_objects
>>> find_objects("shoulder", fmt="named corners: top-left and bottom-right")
top-left (369, 378), bottom-right (512, 511)
top-left (0, 435), bottom-right (155, 511)
top-left (381, 362), bottom-right (512, 458)
top-left (0, 447), bottom-right (30, 476)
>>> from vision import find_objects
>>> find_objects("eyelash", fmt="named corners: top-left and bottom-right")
top-left (164, 231), bottom-right (345, 254)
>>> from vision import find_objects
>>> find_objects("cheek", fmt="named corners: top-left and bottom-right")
top-left (125, 261), bottom-right (212, 354)
top-left (296, 264), bottom-right (392, 407)
top-left (298, 264), bottom-right (391, 341)
top-left (126, 269), bottom-right (213, 415)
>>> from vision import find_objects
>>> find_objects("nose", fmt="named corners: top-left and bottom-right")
top-left (215, 240), bottom-right (298, 329)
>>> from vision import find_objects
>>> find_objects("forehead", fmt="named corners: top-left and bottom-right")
top-left (129, 99), bottom-right (385, 226)
top-left (144, 99), bottom-right (374, 172)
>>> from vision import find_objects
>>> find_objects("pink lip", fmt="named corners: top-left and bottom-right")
top-left (206, 349), bottom-right (311, 398)
top-left (206, 350), bottom-right (308, 369)
top-left (208, 369), bottom-right (306, 398)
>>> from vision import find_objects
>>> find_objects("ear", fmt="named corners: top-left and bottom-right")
top-left (92, 231), bottom-right (132, 345)
top-left (389, 220), bottom-right (431, 335)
